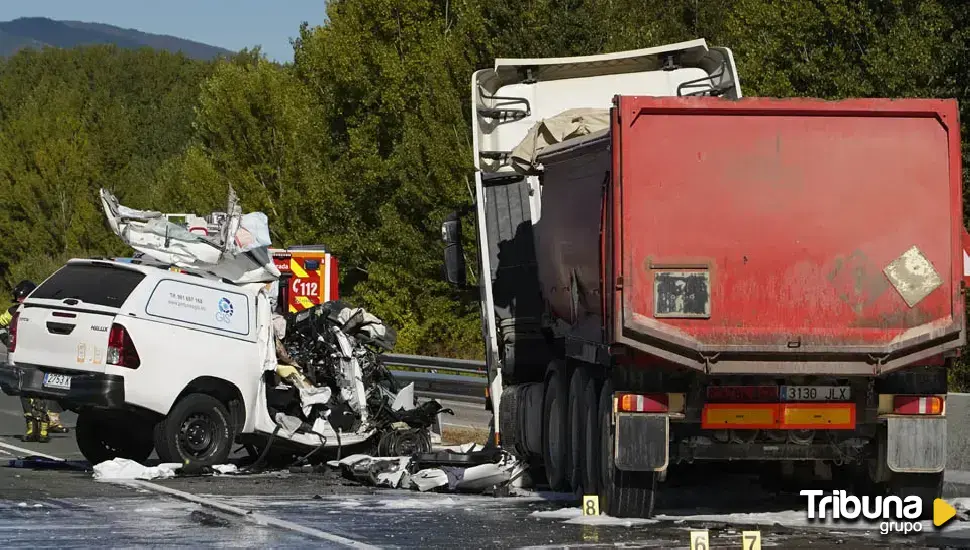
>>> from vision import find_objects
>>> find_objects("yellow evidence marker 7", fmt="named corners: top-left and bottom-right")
top-left (742, 531), bottom-right (762, 550)
top-left (689, 530), bottom-right (709, 550)
top-left (582, 495), bottom-right (600, 516)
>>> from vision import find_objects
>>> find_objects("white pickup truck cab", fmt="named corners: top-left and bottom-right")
top-left (0, 257), bottom-right (385, 467)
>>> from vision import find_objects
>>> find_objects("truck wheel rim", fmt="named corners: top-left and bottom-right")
top-left (179, 413), bottom-right (214, 456)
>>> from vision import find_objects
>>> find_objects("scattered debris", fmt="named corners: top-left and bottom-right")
top-left (93, 458), bottom-right (183, 481)
top-left (267, 299), bottom-right (453, 456)
top-left (327, 443), bottom-right (524, 494)
top-left (91, 458), bottom-right (243, 481)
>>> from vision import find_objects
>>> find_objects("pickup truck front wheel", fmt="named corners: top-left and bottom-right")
top-left (154, 393), bottom-right (232, 468)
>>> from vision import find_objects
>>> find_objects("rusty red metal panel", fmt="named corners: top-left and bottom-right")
top-left (612, 96), bottom-right (964, 374)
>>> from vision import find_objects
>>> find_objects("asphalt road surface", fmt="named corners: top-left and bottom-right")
top-left (1, 394), bottom-right (969, 548)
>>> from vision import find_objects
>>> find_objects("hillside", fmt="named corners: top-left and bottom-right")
top-left (0, 17), bottom-right (234, 60)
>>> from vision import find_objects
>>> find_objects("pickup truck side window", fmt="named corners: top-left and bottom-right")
top-left (31, 264), bottom-right (145, 308)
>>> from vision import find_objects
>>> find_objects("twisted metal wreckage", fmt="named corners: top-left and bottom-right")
top-left (95, 187), bottom-right (524, 492)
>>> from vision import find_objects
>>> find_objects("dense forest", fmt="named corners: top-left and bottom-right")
top-left (2, 0), bottom-right (970, 386)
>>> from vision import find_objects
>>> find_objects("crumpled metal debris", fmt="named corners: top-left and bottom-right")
top-left (267, 300), bottom-right (451, 452)
top-left (327, 444), bottom-right (524, 493)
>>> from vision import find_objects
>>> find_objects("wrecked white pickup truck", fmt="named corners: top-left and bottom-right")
top-left (0, 187), bottom-right (449, 469)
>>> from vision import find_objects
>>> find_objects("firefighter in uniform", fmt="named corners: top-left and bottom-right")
top-left (0, 280), bottom-right (68, 442)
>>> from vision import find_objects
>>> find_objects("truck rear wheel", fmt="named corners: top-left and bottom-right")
top-left (889, 472), bottom-right (943, 521)
top-left (598, 379), bottom-right (657, 518)
top-left (542, 363), bottom-right (569, 491)
top-left (75, 409), bottom-right (154, 465)
top-left (581, 376), bottom-right (602, 495)
top-left (567, 366), bottom-right (592, 493)
top-left (154, 393), bottom-right (232, 469)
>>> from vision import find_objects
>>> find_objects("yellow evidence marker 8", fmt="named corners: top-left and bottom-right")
top-left (582, 495), bottom-right (600, 516)
top-left (742, 531), bottom-right (762, 550)
top-left (689, 530), bottom-right (709, 550)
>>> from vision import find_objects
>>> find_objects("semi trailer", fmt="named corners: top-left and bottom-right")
top-left (441, 39), bottom-right (970, 518)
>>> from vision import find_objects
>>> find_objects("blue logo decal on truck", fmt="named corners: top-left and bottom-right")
top-left (215, 297), bottom-right (234, 324)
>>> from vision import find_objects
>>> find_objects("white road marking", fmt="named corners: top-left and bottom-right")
top-left (0, 441), bottom-right (376, 549)
top-left (0, 439), bottom-right (64, 461)
top-left (123, 480), bottom-right (378, 549)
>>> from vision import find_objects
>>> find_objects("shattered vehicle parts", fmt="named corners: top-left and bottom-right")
top-left (329, 444), bottom-right (525, 494)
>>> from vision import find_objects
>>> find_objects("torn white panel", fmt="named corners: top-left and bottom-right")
top-left (391, 383), bottom-right (415, 411)
top-left (299, 385), bottom-right (332, 417)
top-left (92, 458), bottom-right (182, 481)
top-left (410, 468), bottom-right (450, 491)
top-left (212, 464), bottom-right (238, 475)
top-left (964, 249), bottom-right (970, 277)
top-left (336, 307), bottom-right (392, 341)
top-left (883, 245), bottom-right (944, 308)
top-left (99, 187), bottom-right (280, 284)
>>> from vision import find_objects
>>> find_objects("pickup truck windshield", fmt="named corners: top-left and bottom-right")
top-left (31, 263), bottom-right (145, 308)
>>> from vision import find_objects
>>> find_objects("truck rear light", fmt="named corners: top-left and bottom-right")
top-left (7, 312), bottom-right (19, 353)
top-left (617, 392), bottom-right (668, 413)
top-left (892, 395), bottom-right (943, 415)
top-left (107, 323), bottom-right (140, 369)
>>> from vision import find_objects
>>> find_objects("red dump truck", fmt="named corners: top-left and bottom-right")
top-left (441, 39), bottom-right (969, 518)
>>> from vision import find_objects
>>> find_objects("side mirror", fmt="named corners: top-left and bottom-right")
top-left (441, 211), bottom-right (467, 286)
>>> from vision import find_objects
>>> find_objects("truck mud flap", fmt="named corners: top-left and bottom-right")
top-left (886, 416), bottom-right (946, 473)
top-left (615, 413), bottom-right (668, 471)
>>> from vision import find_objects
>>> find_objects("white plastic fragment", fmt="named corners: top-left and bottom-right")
top-left (212, 464), bottom-right (238, 475)
top-left (92, 458), bottom-right (182, 481)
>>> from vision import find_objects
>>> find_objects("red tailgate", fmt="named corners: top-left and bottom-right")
top-left (611, 96), bottom-right (964, 375)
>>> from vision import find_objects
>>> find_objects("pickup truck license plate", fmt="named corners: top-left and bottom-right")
top-left (780, 386), bottom-right (850, 401)
top-left (42, 373), bottom-right (71, 390)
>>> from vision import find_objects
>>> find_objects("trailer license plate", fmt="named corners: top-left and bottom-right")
top-left (42, 373), bottom-right (71, 390)
top-left (780, 386), bottom-right (849, 401)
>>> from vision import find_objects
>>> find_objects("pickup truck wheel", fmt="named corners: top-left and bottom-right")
top-left (75, 410), bottom-right (153, 465)
top-left (888, 472), bottom-right (943, 521)
top-left (567, 367), bottom-right (591, 493)
top-left (542, 365), bottom-right (569, 491)
top-left (598, 379), bottom-right (657, 518)
top-left (154, 393), bottom-right (232, 468)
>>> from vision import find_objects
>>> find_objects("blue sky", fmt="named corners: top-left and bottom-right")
top-left (3, 0), bottom-right (328, 62)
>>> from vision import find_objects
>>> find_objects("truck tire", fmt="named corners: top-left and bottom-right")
top-left (582, 376), bottom-right (602, 495)
top-left (498, 384), bottom-right (524, 455)
top-left (521, 383), bottom-right (544, 456)
top-left (889, 472), bottom-right (943, 521)
top-left (567, 366), bottom-right (592, 493)
top-left (598, 379), bottom-right (658, 518)
top-left (154, 393), bottom-right (233, 469)
top-left (75, 409), bottom-right (154, 465)
top-left (543, 363), bottom-right (569, 491)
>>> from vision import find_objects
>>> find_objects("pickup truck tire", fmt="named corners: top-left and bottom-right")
top-left (154, 393), bottom-right (232, 468)
top-left (75, 410), bottom-right (154, 465)
top-left (598, 379), bottom-right (657, 518)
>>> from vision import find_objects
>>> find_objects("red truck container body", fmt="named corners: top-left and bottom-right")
top-left (597, 96), bottom-right (965, 375)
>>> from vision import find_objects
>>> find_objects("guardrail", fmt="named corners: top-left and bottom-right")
top-left (379, 353), bottom-right (487, 401)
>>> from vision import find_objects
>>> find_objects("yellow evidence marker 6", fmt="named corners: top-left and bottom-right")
top-left (689, 530), bottom-right (709, 550)
top-left (742, 531), bottom-right (762, 550)
top-left (582, 495), bottom-right (600, 516)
